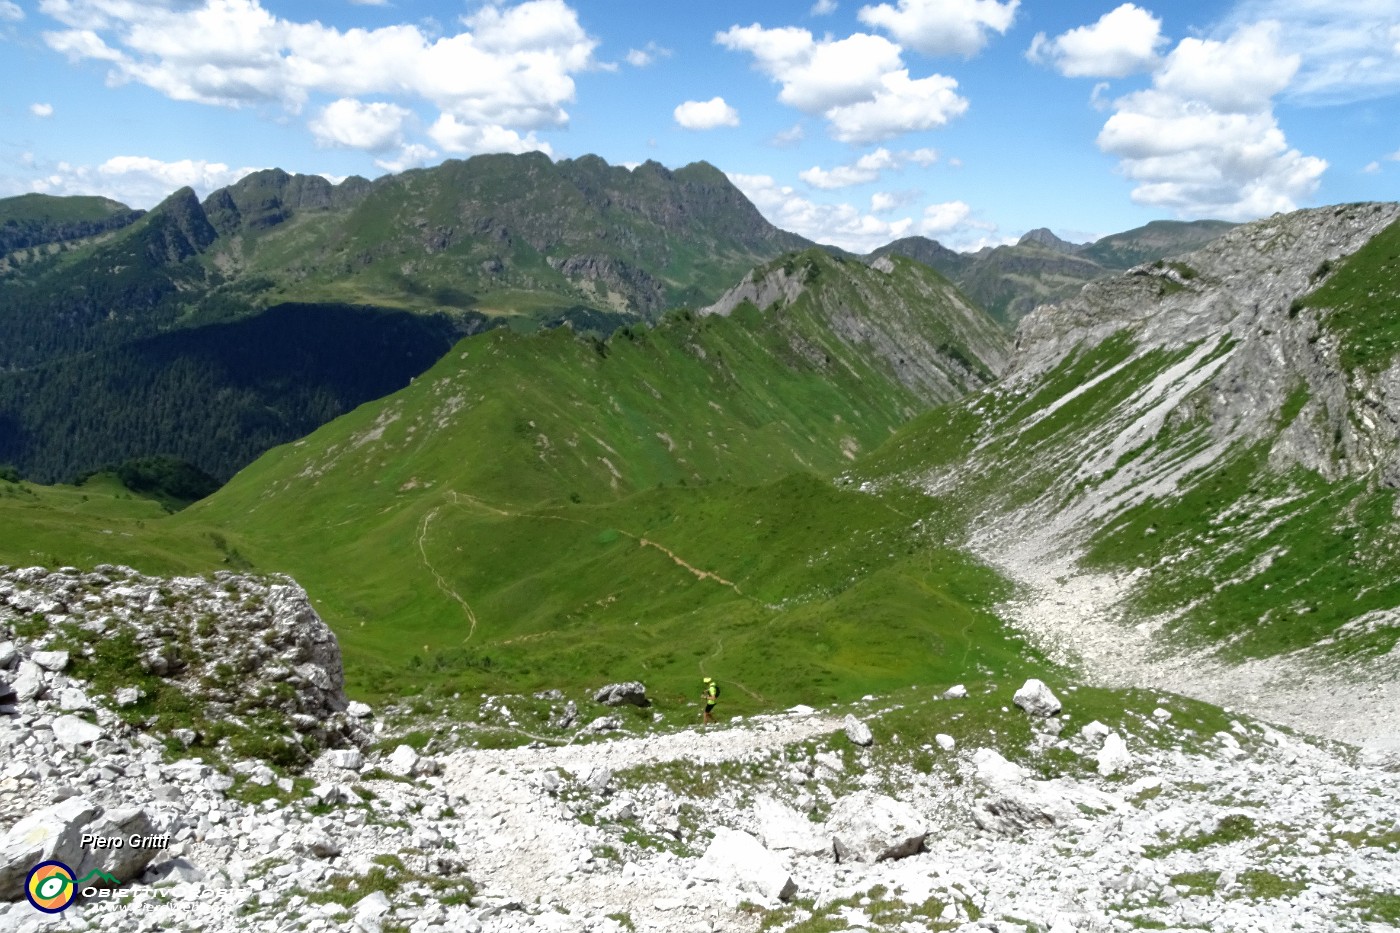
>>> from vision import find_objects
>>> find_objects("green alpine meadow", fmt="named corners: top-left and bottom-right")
top-left (2, 158), bottom-right (1399, 749)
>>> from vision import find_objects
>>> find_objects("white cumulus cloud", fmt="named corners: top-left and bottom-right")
top-left (309, 98), bottom-right (413, 151)
top-left (811, 0), bottom-right (838, 15)
top-left (856, 0), bottom-right (1018, 57)
top-left (799, 146), bottom-right (937, 189)
top-left (98, 156), bottom-right (263, 194)
top-left (374, 143), bottom-right (438, 174)
top-left (870, 191), bottom-right (900, 213)
top-left (0, 1), bottom-right (22, 21)
top-left (717, 26), bottom-right (904, 113)
top-left (825, 70), bottom-right (967, 143)
top-left (717, 23), bottom-right (968, 142)
top-left (37, 0), bottom-right (598, 160)
top-left (673, 96), bottom-right (740, 130)
top-left (769, 123), bottom-right (806, 147)
top-left (1096, 22), bottom-right (1326, 219)
top-left (625, 41), bottom-right (671, 67)
top-left (428, 114), bottom-right (553, 156)
top-left (1221, 0), bottom-right (1400, 105)
top-left (801, 148), bottom-right (898, 188)
top-left (1027, 3), bottom-right (1165, 78)
top-left (1154, 21), bottom-right (1299, 113)
top-left (920, 199), bottom-right (972, 234)
top-left (728, 171), bottom-right (914, 252)
top-left (11, 155), bottom-right (265, 208)
top-left (30, 102), bottom-right (54, 117)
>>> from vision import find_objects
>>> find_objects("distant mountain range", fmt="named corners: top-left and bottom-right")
top-left (0, 155), bottom-right (811, 483)
top-left (869, 219), bottom-right (1237, 326)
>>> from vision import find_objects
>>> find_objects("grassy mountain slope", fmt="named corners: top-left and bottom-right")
top-left (862, 203), bottom-right (1400, 667)
top-left (0, 193), bottom-right (143, 261)
top-left (0, 472), bottom-right (232, 575)
top-left (133, 252), bottom-right (1008, 700)
top-left (215, 155), bottom-right (810, 320)
top-left (8, 202), bottom-right (1396, 739)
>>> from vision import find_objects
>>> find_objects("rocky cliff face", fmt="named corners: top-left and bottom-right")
top-left (0, 566), bottom-right (368, 782)
top-left (139, 188), bottom-right (219, 265)
top-left (869, 202), bottom-right (1400, 754)
top-left (702, 250), bottom-right (1010, 406)
top-left (1007, 202), bottom-right (1400, 487)
top-left (202, 169), bottom-right (372, 236)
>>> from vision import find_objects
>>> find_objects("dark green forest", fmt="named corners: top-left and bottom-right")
top-left (0, 303), bottom-right (476, 483)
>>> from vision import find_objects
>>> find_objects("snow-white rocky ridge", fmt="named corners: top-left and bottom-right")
top-left (3, 567), bottom-right (1400, 933)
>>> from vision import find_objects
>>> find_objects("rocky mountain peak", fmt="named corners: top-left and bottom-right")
top-left (140, 187), bottom-right (217, 263)
top-left (1017, 227), bottom-right (1081, 254)
top-left (202, 169), bottom-right (371, 235)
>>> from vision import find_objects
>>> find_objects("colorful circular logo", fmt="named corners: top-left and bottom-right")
top-left (26, 861), bottom-right (76, 913)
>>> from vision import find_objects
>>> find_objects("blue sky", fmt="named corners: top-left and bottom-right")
top-left (2, 0), bottom-right (1398, 251)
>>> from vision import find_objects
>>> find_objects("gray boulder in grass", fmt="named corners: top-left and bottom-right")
top-left (593, 682), bottom-right (648, 707)
top-left (1013, 678), bottom-right (1062, 718)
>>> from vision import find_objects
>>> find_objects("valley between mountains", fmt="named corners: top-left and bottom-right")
top-left (1, 158), bottom-right (1399, 932)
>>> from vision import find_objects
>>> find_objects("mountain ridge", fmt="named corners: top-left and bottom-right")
top-left (869, 218), bottom-right (1238, 326)
top-left (0, 154), bottom-right (815, 483)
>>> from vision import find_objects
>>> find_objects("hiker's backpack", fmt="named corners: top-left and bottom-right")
top-left (711, 682), bottom-right (721, 699)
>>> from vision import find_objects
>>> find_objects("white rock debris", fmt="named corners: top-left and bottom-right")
top-left (3, 566), bottom-right (1399, 933)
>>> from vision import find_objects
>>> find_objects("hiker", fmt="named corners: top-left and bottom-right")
top-left (701, 676), bottom-right (719, 724)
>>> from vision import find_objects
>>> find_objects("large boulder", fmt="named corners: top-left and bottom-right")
top-left (593, 682), bottom-right (648, 707)
top-left (692, 828), bottom-right (796, 902)
top-left (843, 714), bottom-right (874, 746)
top-left (970, 748), bottom-right (1125, 836)
top-left (0, 796), bottom-right (98, 900)
top-left (1097, 733), bottom-right (1132, 776)
top-left (318, 749), bottom-right (364, 771)
top-left (30, 650), bottom-right (69, 672)
top-left (51, 715), bottom-right (103, 750)
top-left (1013, 679), bottom-right (1062, 718)
top-left (752, 796), bottom-right (829, 857)
top-left (12, 660), bottom-right (45, 702)
top-left (382, 745), bottom-right (419, 777)
top-left (74, 808), bottom-right (161, 885)
top-left (828, 792), bottom-right (927, 862)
